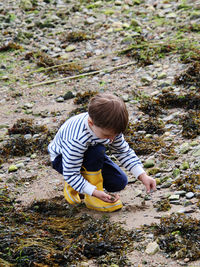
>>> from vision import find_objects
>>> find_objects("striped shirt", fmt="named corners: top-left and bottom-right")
top-left (48, 112), bottom-right (144, 195)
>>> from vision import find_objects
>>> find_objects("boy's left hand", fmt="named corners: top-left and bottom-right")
top-left (138, 172), bottom-right (156, 194)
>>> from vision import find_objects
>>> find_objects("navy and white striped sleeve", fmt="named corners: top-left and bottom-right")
top-left (110, 134), bottom-right (145, 178)
top-left (62, 139), bottom-right (96, 195)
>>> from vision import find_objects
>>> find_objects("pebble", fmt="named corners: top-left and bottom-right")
top-left (144, 159), bottom-right (155, 168)
top-left (185, 192), bottom-right (194, 199)
top-left (56, 96), bottom-right (65, 102)
top-left (145, 241), bottom-right (159, 255)
top-left (8, 164), bottom-right (18, 173)
top-left (169, 195), bottom-right (180, 201)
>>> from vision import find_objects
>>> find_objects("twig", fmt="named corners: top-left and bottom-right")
top-left (27, 61), bottom-right (136, 88)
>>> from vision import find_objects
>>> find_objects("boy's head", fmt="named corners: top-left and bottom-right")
top-left (88, 93), bottom-right (129, 136)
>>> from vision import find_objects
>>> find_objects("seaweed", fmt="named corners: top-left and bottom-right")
top-left (0, 41), bottom-right (22, 52)
top-left (151, 213), bottom-right (200, 261)
top-left (60, 31), bottom-right (92, 43)
top-left (153, 199), bottom-right (171, 212)
top-left (0, 189), bottom-right (136, 266)
top-left (173, 173), bottom-right (200, 193)
top-left (0, 119), bottom-right (54, 163)
top-left (124, 122), bottom-right (172, 156)
top-left (174, 62), bottom-right (200, 89)
top-left (25, 51), bottom-right (83, 74)
top-left (119, 37), bottom-right (176, 66)
top-left (180, 110), bottom-right (200, 139)
top-left (73, 90), bottom-right (97, 105)
top-left (8, 118), bottom-right (48, 135)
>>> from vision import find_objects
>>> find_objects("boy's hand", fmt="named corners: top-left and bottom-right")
top-left (92, 189), bottom-right (119, 203)
top-left (138, 172), bottom-right (156, 194)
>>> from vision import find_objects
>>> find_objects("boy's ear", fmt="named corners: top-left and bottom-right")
top-left (88, 117), bottom-right (94, 127)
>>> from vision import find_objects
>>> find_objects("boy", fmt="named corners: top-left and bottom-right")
top-left (48, 93), bottom-right (156, 212)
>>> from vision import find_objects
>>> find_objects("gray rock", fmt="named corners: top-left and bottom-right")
top-left (8, 164), bottom-right (18, 172)
top-left (145, 241), bottom-right (159, 255)
top-left (169, 194), bottom-right (180, 200)
top-left (172, 168), bottom-right (180, 177)
top-left (180, 161), bottom-right (189, 170)
top-left (144, 159), bottom-right (155, 168)
top-left (63, 91), bottom-right (74, 100)
top-left (56, 96), bottom-right (65, 102)
top-left (185, 192), bottom-right (195, 199)
top-left (179, 143), bottom-right (191, 154)
top-left (193, 149), bottom-right (200, 157)
top-left (20, 0), bottom-right (33, 11)
top-left (24, 134), bottom-right (32, 140)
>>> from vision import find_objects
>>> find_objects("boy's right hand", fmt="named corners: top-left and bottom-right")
top-left (92, 189), bottom-right (119, 203)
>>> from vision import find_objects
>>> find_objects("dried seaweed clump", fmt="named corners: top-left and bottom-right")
top-left (153, 199), bottom-right (171, 212)
top-left (8, 118), bottom-right (48, 135)
top-left (0, 189), bottom-right (135, 266)
top-left (0, 41), bottom-right (22, 52)
top-left (125, 122), bottom-right (166, 155)
top-left (68, 90), bottom-right (98, 117)
top-left (174, 62), bottom-right (200, 89)
top-left (138, 98), bottom-right (164, 117)
top-left (25, 51), bottom-right (83, 74)
top-left (156, 90), bottom-right (200, 110)
top-left (74, 90), bottom-right (98, 105)
top-left (60, 31), bottom-right (91, 42)
top-left (0, 119), bottom-right (54, 163)
top-left (152, 213), bottom-right (200, 261)
top-left (119, 37), bottom-right (176, 66)
top-left (133, 117), bottom-right (165, 135)
top-left (180, 48), bottom-right (200, 64)
top-left (173, 173), bottom-right (200, 192)
top-left (180, 111), bottom-right (200, 139)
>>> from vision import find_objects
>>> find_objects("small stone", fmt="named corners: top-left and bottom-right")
top-left (166, 12), bottom-right (177, 19)
top-left (134, 189), bottom-right (142, 197)
top-left (141, 75), bottom-right (153, 84)
top-left (65, 45), bottom-right (76, 52)
top-left (63, 91), bottom-right (74, 100)
top-left (179, 142), bottom-right (191, 154)
top-left (185, 192), bottom-right (194, 199)
top-left (183, 200), bottom-right (193, 207)
top-left (144, 159), bottom-right (155, 168)
top-left (56, 96), bottom-right (65, 102)
top-left (193, 149), bottom-right (200, 157)
top-left (20, 0), bottom-right (33, 11)
top-left (157, 72), bottom-right (167, 79)
top-left (8, 164), bottom-right (18, 173)
top-left (190, 141), bottom-right (199, 147)
top-left (180, 161), bottom-right (189, 170)
top-left (172, 168), bottom-right (180, 178)
top-left (24, 134), bottom-right (32, 140)
top-left (169, 194), bottom-right (180, 200)
top-left (145, 241), bottom-right (159, 255)
top-left (15, 162), bottom-right (25, 168)
top-left (30, 153), bottom-right (37, 159)
top-left (131, 18), bottom-right (142, 27)
top-left (86, 17), bottom-right (96, 24)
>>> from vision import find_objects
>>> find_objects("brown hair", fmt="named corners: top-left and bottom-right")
top-left (88, 93), bottom-right (129, 134)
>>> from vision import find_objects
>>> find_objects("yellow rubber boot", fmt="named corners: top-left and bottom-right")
top-left (64, 182), bottom-right (81, 205)
top-left (81, 168), bottom-right (123, 212)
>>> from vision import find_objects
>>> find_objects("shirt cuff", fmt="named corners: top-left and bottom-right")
top-left (82, 183), bottom-right (96, 195)
top-left (131, 165), bottom-right (145, 179)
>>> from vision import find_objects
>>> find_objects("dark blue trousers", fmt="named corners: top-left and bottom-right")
top-left (52, 144), bottom-right (128, 192)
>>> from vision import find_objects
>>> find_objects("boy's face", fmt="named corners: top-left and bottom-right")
top-left (88, 117), bottom-right (117, 142)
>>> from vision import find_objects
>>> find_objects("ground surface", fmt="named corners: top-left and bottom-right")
top-left (0, 0), bottom-right (200, 266)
